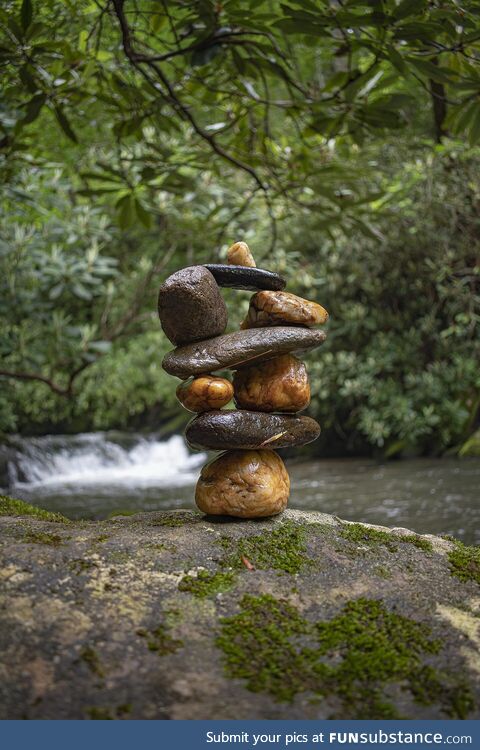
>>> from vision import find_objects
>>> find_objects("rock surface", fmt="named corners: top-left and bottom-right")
top-left (226, 242), bottom-right (256, 268)
top-left (176, 376), bottom-right (233, 413)
top-left (242, 290), bottom-right (329, 329)
top-left (162, 326), bottom-right (327, 380)
top-left (185, 410), bottom-right (321, 450)
top-left (233, 354), bottom-right (310, 413)
top-left (204, 264), bottom-right (286, 291)
top-left (0, 498), bottom-right (479, 720)
top-left (157, 266), bottom-right (228, 346)
top-left (195, 450), bottom-right (289, 518)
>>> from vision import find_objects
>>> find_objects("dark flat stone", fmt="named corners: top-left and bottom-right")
top-left (185, 410), bottom-right (321, 451)
top-left (158, 266), bottom-right (228, 346)
top-left (162, 326), bottom-right (326, 379)
top-left (204, 264), bottom-right (286, 291)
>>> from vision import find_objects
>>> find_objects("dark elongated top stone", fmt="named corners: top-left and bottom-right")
top-left (204, 264), bottom-right (286, 291)
top-left (158, 266), bottom-right (228, 346)
top-left (185, 410), bottom-right (321, 451)
top-left (162, 326), bottom-right (326, 379)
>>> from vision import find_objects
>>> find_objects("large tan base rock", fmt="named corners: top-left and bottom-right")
top-left (195, 449), bottom-right (289, 518)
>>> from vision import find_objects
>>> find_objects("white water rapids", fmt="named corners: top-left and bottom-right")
top-left (7, 432), bottom-right (205, 491)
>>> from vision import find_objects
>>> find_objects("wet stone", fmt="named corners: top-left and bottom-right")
top-left (233, 354), bottom-right (310, 413)
top-left (203, 264), bottom-right (286, 291)
top-left (162, 326), bottom-right (326, 380)
top-left (242, 290), bottom-right (329, 329)
top-left (176, 376), bottom-right (233, 413)
top-left (227, 241), bottom-right (256, 268)
top-left (185, 410), bottom-right (321, 451)
top-left (157, 266), bottom-right (228, 346)
top-left (195, 449), bottom-right (289, 518)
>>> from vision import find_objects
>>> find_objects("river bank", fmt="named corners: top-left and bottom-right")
top-left (1, 432), bottom-right (479, 544)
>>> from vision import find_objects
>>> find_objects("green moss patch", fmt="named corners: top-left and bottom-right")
top-left (178, 569), bottom-right (235, 598)
top-left (220, 521), bottom-right (311, 574)
top-left (404, 535), bottom-right (434, 552)
top-left (79, 646), bottom-right (104, 678)
top-left (448, 541), bottom-right (480, 585)
top-left (94, 534), bottom-right (110, 543)
top-left (150, 515), bottom-right (186, 527)
top-left (0, 495), bottom-right (69, 523)
top-left (136, 623), bottom-right (183, 655)
top-left (107, 510), bottom-right (137, 519)
top-left (86, 706), bottom-right (113, 720)
top-left (69, 559), bottom-right (98, 574)
top-left (85, 704), bottom-right (131, 720)
top-left (340, 523), bottom-right (433, 553)
top-left (217, 595), bottom-right (473, 719)
top-left (150, 512), bottom-right (201, 528)
top-left (23, 529), bottom-right (64, 547)
top-left (375, 565), bottom-right (392, 580)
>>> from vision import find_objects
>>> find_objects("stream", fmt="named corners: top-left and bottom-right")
top-left (2, 432), bottom-right (479, 544)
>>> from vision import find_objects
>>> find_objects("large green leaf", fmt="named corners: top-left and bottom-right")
top-left (53, 105), bottom-right (78, 143)
top-left (20, 0), bottom-right (33, 31)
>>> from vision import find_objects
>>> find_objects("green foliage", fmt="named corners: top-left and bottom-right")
top-left (295, 148), bottom-right (480, 456)
top-left (0, 1), bottom-right (478, 455)
top-left (217, 595), bottom-right (473, 718)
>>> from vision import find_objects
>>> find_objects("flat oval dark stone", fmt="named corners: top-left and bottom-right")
top-left (185, 410), bottom-right (321, 451)
top-left (162, 326), bottom-right (326, 379)
top-left (204, 264), bottom-right (286, 291)
top-left (158, 266), bottom-right (228, 346)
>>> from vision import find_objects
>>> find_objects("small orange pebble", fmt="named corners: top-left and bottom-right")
top-left (176, 376), bottom-right (233, 413)
top-left (227, 241), bottom-right (256, 268)
top-left (241, 290), bottom-right (328, 329)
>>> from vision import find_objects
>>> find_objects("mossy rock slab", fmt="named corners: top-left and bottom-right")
top-left (0, 502), bottom-right (479, 720)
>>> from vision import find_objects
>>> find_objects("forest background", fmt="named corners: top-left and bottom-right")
top-left (1, 0), bottom-right (479, 458)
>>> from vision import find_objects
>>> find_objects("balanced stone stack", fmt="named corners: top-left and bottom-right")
top-left (158, 242), bottom-right (328, 518)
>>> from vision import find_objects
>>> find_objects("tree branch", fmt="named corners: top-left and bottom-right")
top-left (111, 0), bottom-right (267, 190)
top-left (429, 58), bottom-right (447, 144)
top-left (0, 369), bottom-right (70, 397)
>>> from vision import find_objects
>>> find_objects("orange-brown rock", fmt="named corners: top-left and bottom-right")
top-left (227, 241), bottom-right (256, 267)
top-left (176, 376), bottom-right (233, 413)
top-left (241, 290), bottom-right (328, 329)
top-left (195, 449), bottom-right (289, 518)
top-left (233, 354), bottom-right (310, 413)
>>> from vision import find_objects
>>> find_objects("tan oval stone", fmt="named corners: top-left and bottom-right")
top-left (241, 290), bottom-right (328, 329)
top-left (227, 241), bottom-right (256, 268)
top-left (176, 376), bottom-right (233, 413)
top-left (233, 354), bottom-right (310, 413)
top-left (195, 449), bottom-right (289, 518)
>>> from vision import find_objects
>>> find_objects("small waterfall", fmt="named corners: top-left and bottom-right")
top-left (4, 432), bottom-right (205, 491)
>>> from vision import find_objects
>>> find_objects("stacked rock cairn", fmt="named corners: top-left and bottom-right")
top-left (158, 242), bottom-right (328, 519)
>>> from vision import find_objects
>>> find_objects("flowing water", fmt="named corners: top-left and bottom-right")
top-left (2, 432), bottom-right (479, 544)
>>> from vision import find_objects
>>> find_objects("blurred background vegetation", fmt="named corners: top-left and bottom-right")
top-left (1, 0), bottom-right (479, 457)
